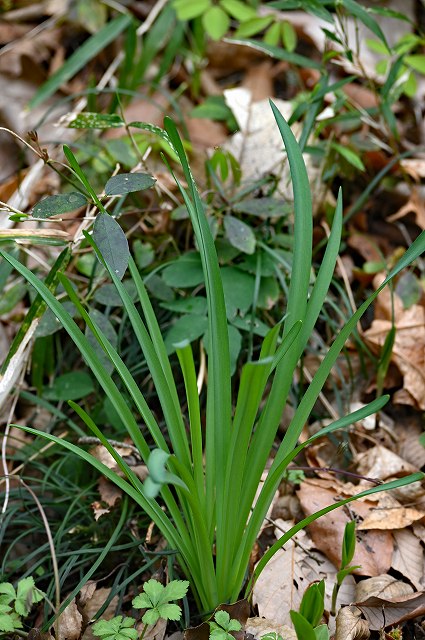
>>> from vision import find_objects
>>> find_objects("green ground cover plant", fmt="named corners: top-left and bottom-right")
top-left (2, 103), bottom-right (424, 617)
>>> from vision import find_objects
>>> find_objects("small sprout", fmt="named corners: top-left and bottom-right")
top-left (208, 610), bottom-right (242, 640)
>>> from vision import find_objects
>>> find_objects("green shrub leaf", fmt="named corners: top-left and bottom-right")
top-left (93, 213), bottom-right (129, 280)
top-left (32, 192), bottom-right (87, 219)
top-left (104, 173), bottom-right (156, 196)
top-left (203, 6), bottom-right (230, 40)
top-left (223, 216), bottom-right (256, 254)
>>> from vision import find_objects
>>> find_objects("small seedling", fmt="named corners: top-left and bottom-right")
top-left (331, 520), bottom-right (360, 615)
top-left (0, 577), bottom-right (45, 633)
top-left (92, 579), bottom-right (189, 640)
top-left (208, 611), bottom-right (242, 640)
top-left (290, 580), bottom-right (329, 640)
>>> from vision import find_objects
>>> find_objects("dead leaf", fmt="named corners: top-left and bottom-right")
top-left (136, 617), bottom-right (167, 640)
top-left (245, 617), bottom-right (297, 640)
top-left (335, 606), bottom-right (370, 640)
top-left (297, 479), bottom-right (394, 576)
top-left (362, 282), bottom-right (425, 410)
top-left (98, 476), bottom-right (122, 508)
top-left (387, 187), bottom-right (425, 229)
top-left (357, 493), bottom-right (425, 530)
top-left (57, 599), bottom-right (83, 640)
top-left (355, 575), bottom-right (414, 603)
top-left (80, 587), bottom-right (119, 640)
top-left (392, 529), bottom-right (425, 590)
top-left (400, 158), bottom-right (425, 180)
top-left (91, 501), bottom-right (110, 521)
top-left (355, 445), bottom-right (418, 482)
top-left (356, 591), bottom-right (425, 631)
top-left (253, 519), bottom-right (355, 627)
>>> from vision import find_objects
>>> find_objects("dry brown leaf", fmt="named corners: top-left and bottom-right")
top-left (297, 479), bottom-right (393, 576)
top-left (355, 591), bottom-right (425, 631)
top-left (57, 599), bottom-right (83, 640)
top-left (396, 420), bottom-right (425, 469)
top-left (253, 519), bottom-right (355, 627)
top-left (98, 476), bottom-right (122, 508)
top-left (357, 493), bottom-right (425, 530)
top-left (335, 606), bottom-right (370, 640)
top-left (387, 187), bottom-right (425, 230)
top-left (245, 617), bottom-right (297, 640)
top-left (392, 529), bottom-right (425, 590)
top-left (80, 587), bottom-right (119, 640)
top-left (355, 575), bottom-right (413, 603)
top-left (362, 287), bottom-right (425, 409)
top-left (355, 445), bottom-right (418, 482)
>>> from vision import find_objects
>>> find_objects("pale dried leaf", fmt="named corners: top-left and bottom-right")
top-left (387, 187), bottom-right (425, 230)
top-left (91, 501), bottom-right (110, 521)
top-left (363, 301), bottom-right (425, 410)
top-left (81, 587), bottom-right (118, 640)
top-left (357, 493), bottom-right (425, 530)
top-left (392, 529), bottom-right (425, 590)
top-left (335, 606), bottom-right (370, 640)
top-left (58, 599), bottom-right (83, 640)
top-left (136, 616), bottom-right (167, 640)
top-left (355, 575), bottom-right (413, 603)
top-left (78, 581), bottom-right (97, 608)
top-left (356, 591), bottom-right (425, 631)
top-left (223, 89), bottom-right (323, 206)
top-left (355, 445), bottom-right (418, 482)
top-left (253, 519), bottom-right (355, 627)
top-left (245, 616), bottom-right (297, 640)
top-left (297, 479), bottom-right (393, 576)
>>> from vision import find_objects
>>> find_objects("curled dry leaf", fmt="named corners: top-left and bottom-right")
top-left (335, 606), bottom-right (370, 640)
top-left (355, 591), bottom-right (425, 631)
top-left (253, 519), bottom-right (355, 627)
top-left (355, 575), bottom-right (414, 603)
top-left (296, 478), bottom-right (393, 576)
top-left (245, 616), bottom-right (296, 640)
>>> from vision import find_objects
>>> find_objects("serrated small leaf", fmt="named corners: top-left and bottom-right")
top-left (214, 611), bottom-right (230, 628)
top-left (160, 580), bottom-right (189, 603)
top-left (105, 173), bottom-right (156, 196)
top-left (92, 615), bottom-right (137, 640)
top-left (0, 614), bottom-right (15, 632)
top-left (157, 603), bottom-right (182, 620)
top-left (67, 112), bottom-right (125, 129)
top-left (132, 593), bottom-right (151, 609)
top-left (142, 608), bottom-right (160, 625)
top-left (32, 192), bottom-right (87, 219)
top-left (223, 215), bottom-right (256, 254)
top-left (142, 579), bottom-right (164, 607)
top-left (93, 212), bottom-right (129, 280)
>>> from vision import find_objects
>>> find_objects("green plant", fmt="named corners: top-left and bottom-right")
top-left (208, 610), bottom-right (242, 640)
top-left (331, 520), bottom-right (359, 615)
top-left (0, 577), bottom-right (45, 634)
top-left (290, 580), bottom-right (329, 640)
top-left (3, 104), bottom-right (424, 616)
top-left (92, 579), bottom-right (188, 640)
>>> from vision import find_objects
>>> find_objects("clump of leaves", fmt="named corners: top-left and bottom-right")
top-left (0, 577), bottom-right (45, 633)
top-left (92, 579), bottom-right (189, 640)
top-left (208, 611), bottom-right (242, 640)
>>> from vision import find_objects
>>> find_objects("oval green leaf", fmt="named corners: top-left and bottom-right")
top-left (223, 215), bottom-right (256, 254)
top-left (104, 173), bottom-right (156, 196)
top-left (43, 371), bottom-right (94, 401)
top-left (32, 192), bottom-right (87, 219)
top-left (93, 213), bottom-right (129, 280)
top-left (67, 112), bottom-right (125, 129)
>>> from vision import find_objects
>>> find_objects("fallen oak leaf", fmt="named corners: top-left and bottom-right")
top-left (355, 591), bottom-right (425, 631)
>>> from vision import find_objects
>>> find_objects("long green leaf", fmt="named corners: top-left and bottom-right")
top-left (29, 14), bottom-right (132, 109)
